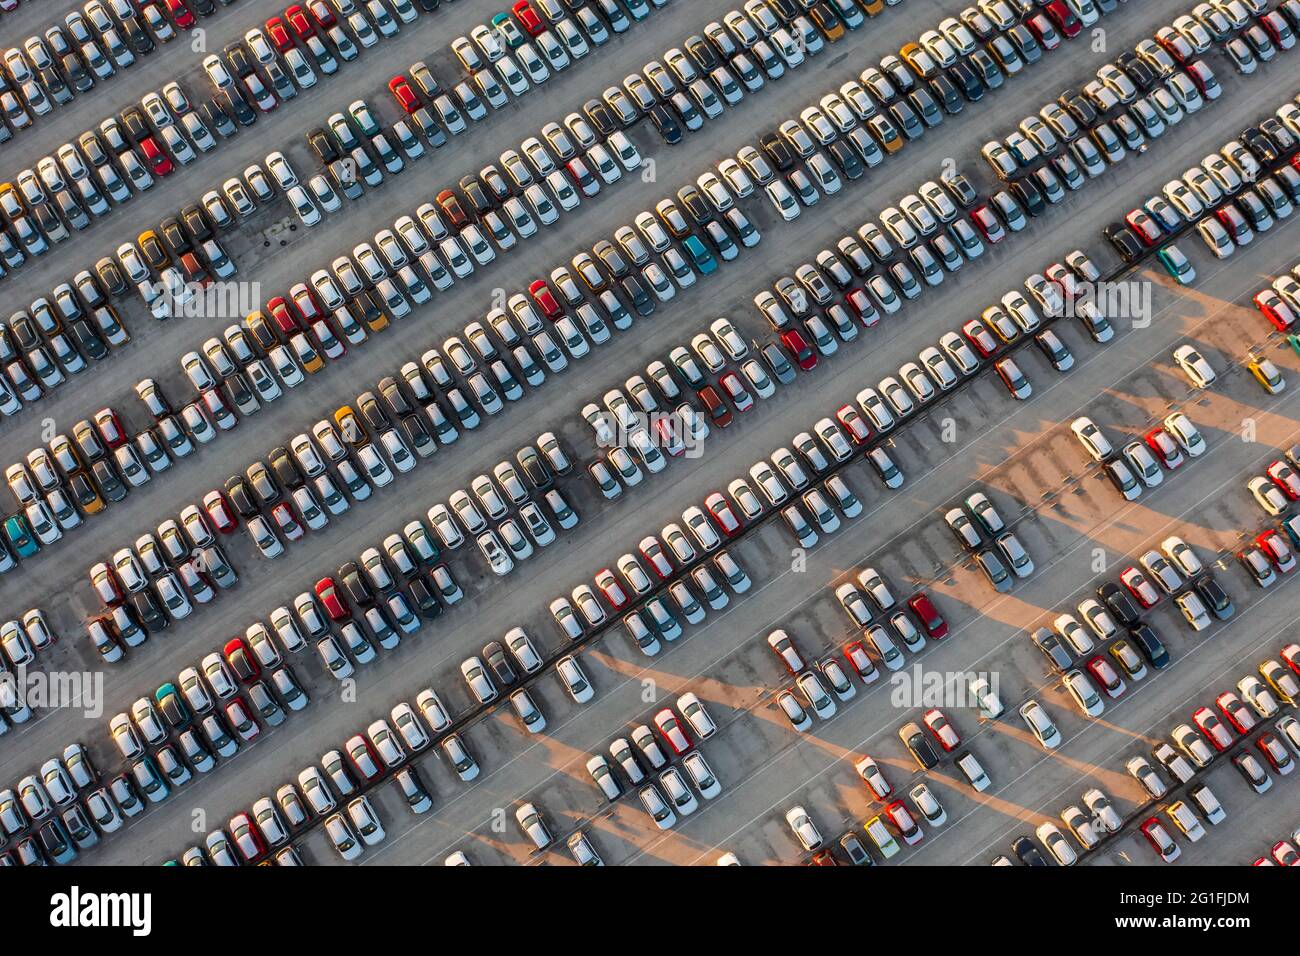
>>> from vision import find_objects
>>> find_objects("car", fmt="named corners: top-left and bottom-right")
top-left (786, 805), bottom-right (823, 851)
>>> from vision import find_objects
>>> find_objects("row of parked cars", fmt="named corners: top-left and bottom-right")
top-left (1104, 79), bottom-right (1300, 265)
top-left (0, 743), bottom-right (116, 865)
top-left (0, 0), bottom-right (226, 147)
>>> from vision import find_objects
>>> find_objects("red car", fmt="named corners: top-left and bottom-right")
top-left (638, 535), bottom-right (674, 579)
top-left (286, 4), bottom-right (316, 38)
top-left (1256, 530), bottom-right (1296, 572)
top-left (1216, 691), bottom-right (1257, 733)
top-left (436, 188), bottom-right (469, 229)
top-left (266, 296), bottom-right (299, 334)
top-left (389, 75), bottom-right (420, 114)
top-left (1086, 656), bottom-right (1126, 698)
top-left (229, 812), bottom-right (267, 863)
top-left (346, 734), bottom-right (383, 781)
top-left (94, 408), bottom-right (127, 448)
top-left (594, 568), bottom-right (629, 609)
top-left (1124, 208), bottom-right (1163, 246)
top-left (1272, 841), bottom-right (1299, 866)
top-left (1283, 643), bottom-right (1300, 678)
top-left (528, 279), bottom-right (562, 319)
top-left (923, 708), bottom-right (960, 751)
top-left (1191, 706), bottom-right (1233, 750)
top-left (1144, 427), bottom-right (1184, 468)
top-left (164, 0), bottom-right (196, 28)
top-left (844, 641), bottom-right (877, 682)
top-left (845, 288), bottom-right (879, 327)
top-left (885, 800), bottom-right (923, 844)
top-left (307, 0), bottom-right (336, 27)
top-left (202, 490), bottom-right (238, 532)
top-left (907, 593), bottom-right (947, 638)
top-left (836, 404), bottom-right (871, 443)
top-left (265, 16), bottom-right (295, 50)
top-left (653, 416), bottom-right (684, 455)
top-left (139, 137), bottom-right (173, 176)
top-left (703, 492), bottom-right (742, 536)
top-left (961, 318), bottom-right (998, 357)
top-left (1139, 817), bottom-right (1180, 862)
top-left (271, 501), bottom-right (304, 541)
top-left (1257, 732), bottom-right (1293, 773)
top-left (290, 283), bottom-right (323, 323)
top-left (315, 576), bottom-right (350, 621)
top-left (970, 204), bottom-right (1005, 243)
top-left (1044, 0), bottom-right (1081, 37)
top-left (653, 708), bottom-right (693, 755)
top-left (718, 371), bottom-right (753, 412)
top-left (223, 637), bottom-right (261, 682)
top-left (697, 385), bottom-right (732, 428)
top-left (1120, 567), bottom-right (1160, 608)
top-left (512, 0), bottom-right (545, 36)
top-left (779, 328), bottom-right (817, 371)
top-left (1256, 290), bottom-right (1297, 331)
top-left (1268, 460), bottom-right (1300, 499)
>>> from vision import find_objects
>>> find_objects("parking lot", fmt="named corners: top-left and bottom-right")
top-left (2, 0), bottom-right (1299, 868)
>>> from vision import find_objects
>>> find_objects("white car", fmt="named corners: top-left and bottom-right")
top-left (785, 805), bottom-right (823, 851)
top-left (1172, 344), bottom-right (1216, 387)
top-left (1020, 699), bottom-right (1061, 749)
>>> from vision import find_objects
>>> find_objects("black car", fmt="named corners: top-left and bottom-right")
top-left (1011, 177), bottom-right (1046, 216)
top-left (1129, 623), bottom-right (1170, 669)
top-left (685, 34), bottom-right (720, 72)
top-left (677, 185), bottom-right (712, 225)
top-left (132, 590), bottom-right (168, 632)
top-left (1059, 89), bottom-right (1097, 126)
top-left (1097, 582), bottom-right (1141, 626)
top-left (1012, 836), bottom-right (1049, 866)
top-left (583, 99), bottom-right (618, 137)
top-left (68, 320), bottom-right (108, 360)
top-left (121, 107), bottom-right (150, 143)
top-left (340, 561), bottom-right (375, 607)
top-left (517, 447), bottom-right (553, 489)
top-left (827, 140), bottom-right (863, 180)
top-left (483, 641), bottom-right (517, 686)
top-left (761, 131), bottom-right (796, 171)
top-left (202, 101), bottom-right (237, 138)
top-left (219, 89), bottom-right (256, 127)
top-left (267, 447), bottom-right (304, 491)
top-left (1102, 223), bottom-right (1144, 263)
top-left (1241, 127), bottom-right (1279, 164)
top-left (357, 391), bottom-right (389, 433)
top-left (646, 103), bottom-right (682, 144)
top-left (901, 724), bottom-right (940, 770)
top-left (181, 204), bottom-right (213, 243)
top-left (121, 17), bottom-right (155, 55)
top-left (621, 275), bottom-right (655, 316)
top-left (1193, 574), bottom-right (1234, 620)
top-left (459, 177), bottom-right (494, 215)
top-left (63, 55), bottom-right (94, 92)
top-left (309, 128), bottom-right (340, 164)
top-left (1115, 52), bottom-right (1157, 91)
top-left (408, 577), bottom-right (442, 618)
top-left (224, 476), bottom-right (259, 518)
top-left (91, 460), bottom-right (127, 503)
top-left (159, 217), bottom-right (191, 256)
top-left (929, 73), bottom-right (964, 114)
top-left (1031, 627), bottom-right (1073, 672)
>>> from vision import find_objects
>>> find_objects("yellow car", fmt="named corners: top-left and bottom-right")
top-left (335, 405), bottom-right (363, 445)
top-left (291, 333), bottom-right (324, 374)
top-left (859, 0), bottom-right (885, 15)
top-left (899, 42), bottom-right (938, 78)
top-left (357, 293), bottom-right (389, 332)
top-left (70, 470), bottom-right (105, 515)
top-left (0, 182), bottom-right (20, 216)
top-left (1247, 354), bottom-right (1285, 394)
top-left (868, 115), bottom-right (903, 153)
top-left (811, 4), bottom-right (845, 40)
